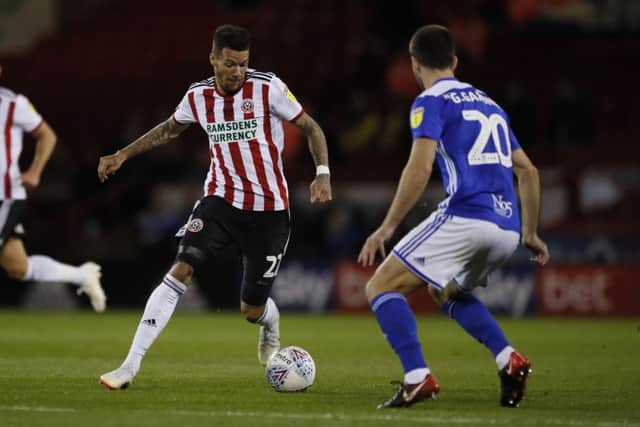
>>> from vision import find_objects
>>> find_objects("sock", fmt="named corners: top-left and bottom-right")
top-left (23, 255), bottom-right (86, 285)
top-left (442, 292), bottom-right (510, 359)
top-left (255, 298), bottom-right (279, 330)
top-left (371, 292), bottom-right (428, 379)
top-left (121, 274), bottom-right (186, 374)
top-left (495, 345), bottom-right (515, 370)
top-left (405, 367), bottom-right (431, 384)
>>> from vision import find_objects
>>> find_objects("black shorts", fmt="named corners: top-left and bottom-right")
top-left (0, 200), bottom-right (26, 249)
top-left (176, 196), bottom-right (290, 306)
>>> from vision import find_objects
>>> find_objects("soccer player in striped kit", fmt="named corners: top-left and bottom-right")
top-left (98, 25), bottom-right (332, 389)
top-left (0, 66), bottom-right (106, 312)
top-left (358, 25), bottom-right (549, 408)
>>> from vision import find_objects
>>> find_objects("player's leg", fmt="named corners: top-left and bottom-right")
top-left (426, 222), bottom-right (531, 407)
top-left (101, 197), bottom-right (227, 390)
top-left (236, 209), bottom-right (290, 365)
top-left (0, 200), bottom-right (105, 312)
top-left (365, 255), bottom-right (440, 408)
top-left (99, 260), bottom-right (192, 390)
top-left (430, 283), bottom-right (531, 407)
top-left (431, 282), bottom-right (514, 369)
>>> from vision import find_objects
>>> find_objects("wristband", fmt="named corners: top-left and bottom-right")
top-left (316, 165), bottom-right (330, 176)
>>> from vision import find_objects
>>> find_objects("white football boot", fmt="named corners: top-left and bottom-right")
top-left (258, 322), bottom-right (280, 365)
top-left (76, 262), bottom-right (107, 313)
top-left (100, 365), bottom-right (136, 390)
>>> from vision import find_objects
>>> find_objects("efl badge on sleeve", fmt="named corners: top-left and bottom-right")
top-left (410, 107), bottom-right (424, 129)
top-left (285, 87), bottom-right (298, 103)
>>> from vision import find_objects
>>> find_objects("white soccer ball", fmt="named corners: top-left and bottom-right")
top-left (265, 346), bottom-right (316, 392)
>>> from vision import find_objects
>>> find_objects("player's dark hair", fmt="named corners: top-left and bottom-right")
top-left (409, 25), bottom-right (455, 69)
top-left (212, 24), bottom-right (251, 54)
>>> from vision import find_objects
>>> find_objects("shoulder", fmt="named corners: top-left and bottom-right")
top-left (187, 76), bottom-right (215, 91)
top-left (246, 69), bottom-right (275, 84)
top-left (422, 79), bottom-right (473, 98)
top-left (412, 90), bottom-right (446, 113)
top-left (0, 86), bottom-right (18, 100)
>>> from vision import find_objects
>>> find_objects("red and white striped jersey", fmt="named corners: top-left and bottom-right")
top-left (173, 70), bottom-right (303, 211)
top-left (0, 87), bottom-right (43, 200)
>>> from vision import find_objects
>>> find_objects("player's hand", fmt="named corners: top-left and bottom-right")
top-left (98, 151), bottom-right (126, 183)
top-left (523, 234), bottom-right (550, 266)
top-left (309, 174), bottom-right (332, 204)
top-left (357, 225), bottom-right (395, 267)
top-left (20, 169), bottom-right (41, 190)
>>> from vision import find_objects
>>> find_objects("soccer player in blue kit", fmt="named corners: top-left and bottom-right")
top-left (358, 25), bottom-right (550, 409)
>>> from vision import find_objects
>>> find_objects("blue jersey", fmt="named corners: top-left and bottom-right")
top-left (410, 77), bottom-right (521, 233)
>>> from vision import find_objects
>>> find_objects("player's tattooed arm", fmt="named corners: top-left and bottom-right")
top-left (98, 117), bottom-right (189, 183)
top-left (293, 112), bottom-right (332, 204)
top-left (293, 113), bottom-right (329, 168)
top-left (118, 117), bottom-right (189, 160)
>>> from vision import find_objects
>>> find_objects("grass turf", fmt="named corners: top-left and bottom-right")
top-left (0, 311), bottom-right (638, 427)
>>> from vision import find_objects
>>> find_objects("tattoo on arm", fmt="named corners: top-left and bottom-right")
top-left (295, 114), bottom-right (329, 166)
top-left (119, 118), bottom-right (189, 159)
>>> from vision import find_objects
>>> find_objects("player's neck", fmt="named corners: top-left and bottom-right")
top-left (422, 70), bottom-right (455, 90)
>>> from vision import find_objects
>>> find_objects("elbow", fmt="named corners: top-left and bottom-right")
top-left (516, 164), bottom-right (538, 181)
top-left (406, 165), bottom-right (431, 183)
top-left (526, 165), bottom-right (539, 180)
top-left (43, 129), bottom-right (57, 147)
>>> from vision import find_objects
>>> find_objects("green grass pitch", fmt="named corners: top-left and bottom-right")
top-left (0, 311), bottom-right (638, 427)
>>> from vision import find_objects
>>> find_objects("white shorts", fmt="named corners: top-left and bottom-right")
top-left (392, 212), bottom-right (520, 291)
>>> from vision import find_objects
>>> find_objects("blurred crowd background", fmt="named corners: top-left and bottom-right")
top-left (0, 0), bottom-right (638, 315)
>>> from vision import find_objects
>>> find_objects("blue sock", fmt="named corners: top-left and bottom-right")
top-left (442, 292), bottom-right (509, 357)
top-left (370, 292), bottom-right (427, 373)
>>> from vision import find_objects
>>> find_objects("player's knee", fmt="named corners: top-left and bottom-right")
top-left (175, 245), bottom-right (206, 270)
top-left (365, 275), bottom-right (389, 302)
top-left (5, 262), bottom-right (27, 280)
top-left (240, 301), bottom-right (264, 322)
top-left (428, 285), bottom-right (446, 307)
top-left (168, 262), bottom-right (194, 286)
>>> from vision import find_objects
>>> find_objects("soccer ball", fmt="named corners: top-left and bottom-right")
top-left (265, 346), bottom-right (316, 392)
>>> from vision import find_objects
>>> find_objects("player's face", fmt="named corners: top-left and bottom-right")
top-left (210, 48), bottom-right (249, 95)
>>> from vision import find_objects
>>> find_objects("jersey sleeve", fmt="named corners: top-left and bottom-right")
top-left (269, 76), bottom-right (304, 122)
top-left (173, 90), bottom-right (197, 124)
top-left (509, 128), bottom-right (521, 151)
top-left (409, 96), bottom-right (444, 141)
top-left (14, 94), bottom-right (43, 133)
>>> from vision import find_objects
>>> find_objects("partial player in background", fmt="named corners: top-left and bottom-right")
top-left (357, 25), bottom-right (549, 408)
top-left (0, 66), bottom-right (106, 312)
top-left (98, 24), bottom-right (331, 390)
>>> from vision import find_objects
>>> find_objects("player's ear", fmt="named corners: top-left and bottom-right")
top-left (410, 56), bottom-right (420, 73)
top-left (451, 56), bottom-right (458, 73)
top-left (209, 52), bottom-right (216, 67)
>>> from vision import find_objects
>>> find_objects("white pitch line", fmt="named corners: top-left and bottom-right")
top-left (171, 409), bottom-right (640, 427)
top-left (0, 405), bottom-right (76, 413)
top-left (174, 409), bottom-right (483, 424)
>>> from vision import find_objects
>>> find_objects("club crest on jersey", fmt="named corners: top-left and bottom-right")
top-left (410, 107), bottom-right (424, 129)
top-left (188, 218), bottom-right (204, 233)
top-left (241, 99), bottom-right (254, 114)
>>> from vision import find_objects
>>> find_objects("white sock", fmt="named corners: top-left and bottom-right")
top-left (405, 367), bottom-right (431, 385)
top-left (256, 298), bottom-right (279, 330)
top-left (121, 274), bottom-right (187, 374)
top-left (496, 345), bottom-right (515, 370)
top-left (24, 255), bottom-right (86, 285)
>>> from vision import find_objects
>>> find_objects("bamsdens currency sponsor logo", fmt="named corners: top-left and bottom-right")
top-left (207, 119), bottom-right (259, 143)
